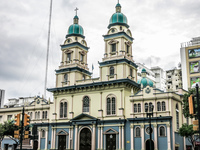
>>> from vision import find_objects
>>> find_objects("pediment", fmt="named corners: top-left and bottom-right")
top-left (56, 129), bottom-right (68, 135)
top-left (108, 39), bottom-right (119, 45)
top-left (29, 97), bottom-right (49, 106)
top-left (71, 113), bottom-right (97, 121)
top-left (125, 41), bottom-right (132, 46)
top-left (79, 51), bottom-right (86, 55)
top-left (104, 128), bottom-right (118, 134)
top-left (64, 49), bottom-right (73, 54)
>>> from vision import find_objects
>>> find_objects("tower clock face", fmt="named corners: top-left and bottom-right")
top-left (146, 127), bottom-right (153, 134)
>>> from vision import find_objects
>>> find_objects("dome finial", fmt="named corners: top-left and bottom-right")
top-left (75, 7), bottom-right (78, 16)
top-left (73, 7), bottom-right (79, 24)
top-left (116, 0), bottom-right (121, 13)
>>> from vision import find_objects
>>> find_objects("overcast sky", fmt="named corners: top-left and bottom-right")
top-left (0, 0), bottom-right (200, 102)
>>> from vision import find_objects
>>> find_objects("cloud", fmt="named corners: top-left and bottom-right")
top-left (0, 0), bottom-right (199, 102)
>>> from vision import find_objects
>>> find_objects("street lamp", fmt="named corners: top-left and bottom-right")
top-left (145, 104), bottom-right (154, 150)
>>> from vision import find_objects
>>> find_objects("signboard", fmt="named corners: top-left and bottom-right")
top-left (190, 77), bottom-right (200, 88)
top-left (188, 48), bottom-right (200, 58)
top-left (190, 61), bottom-right (200, 73)
top-left (195, 141), bottom-right (200, 146)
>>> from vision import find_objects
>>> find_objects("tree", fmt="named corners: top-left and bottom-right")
top-left (178, 124), bottom-right (197, 150)
top-left (0, 120), bottom-right (19, 150)
top-left (0, 123), bottom-right (5, 150)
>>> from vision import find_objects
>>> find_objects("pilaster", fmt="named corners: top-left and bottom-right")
top-left (153, 124), bottom-right (158, 150)
top-left (141, 124), bottom-right (144, 150)
top-left (167, 123), bottom-right (171, 150)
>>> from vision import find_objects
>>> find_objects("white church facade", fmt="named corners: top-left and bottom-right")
top-left (0, 2), bottom-right (191, 150)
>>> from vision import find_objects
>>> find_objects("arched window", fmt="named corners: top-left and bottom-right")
top-left (60, 101), bottom-right (67, 118)
top-left (138, 103), bottom-right (141, 112)
top-left (60, 102), bottom-right (63, 118)
top-left (67, 53), bottom-right (71, 61)
top-left (145, 103), bottom-right (148, 112)
top-left (111, 44), bottom-right (116, 52)
top-left (134, 104), bottom-right (137, 113)
top-left (83, 96), bottom-right (90, 113)
top-left (135, 127), bottom-right (140, 137)
top-left (110, 66), bottom-right (114, 76)
top-left (30, 112), bottom-right (32, 119)
top-left (126, 45), bottom-right (129, 53)
top-left (38, 112), bottom-right (40, 119)
top-left (35, 112), bottom-right (37, 119)
top-left (64, 74), bottom-right (68, 82)
top-left (162, 101), bottom-right (166, 111)
top-left (159, 126), bottom-right (166, 136)
top-left (157, 102), bottom-right (161, 111)
top-left (130, 68), bottom-right (133, 77)
top-left (176, 103), bottom-right (179, 129)
top-left (107, 96), bottom-right (116, 115)
top-left (41, 129), bottom-right (45, 138)
top-left (42, 111), bottom-right (45, 119)
top-left (64, 102), bottom-right (67, 117)
top-left (149, 102), bottom-right (153, 112)
top-left (43, 111), bottom-right (48, 119)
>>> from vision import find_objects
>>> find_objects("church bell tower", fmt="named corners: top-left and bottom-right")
top-left (55, 8), bottom-right (91, 88)
top-left (99, 2), bottom-right (137, 82)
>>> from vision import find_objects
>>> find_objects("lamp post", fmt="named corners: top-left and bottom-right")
top-left (145, 104), bottom-right (154, 150)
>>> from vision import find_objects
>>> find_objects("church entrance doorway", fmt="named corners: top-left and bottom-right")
top-left (145, 139), bottom-right (154, 150)
top-left (79, 128), bottom-right (91, 150)
top-left (106, 134), bottom-right (116, 150)
top-left (58, 135), bottom-right (66, 150)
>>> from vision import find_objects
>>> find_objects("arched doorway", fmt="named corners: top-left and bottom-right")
top-left (79, 128), bottom-right (91, 150)
top-left (145, 139), bottom-right (154, 150)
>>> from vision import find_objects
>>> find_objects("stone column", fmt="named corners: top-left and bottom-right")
top-left (98, 127), bottom-right (100, 149)
top-left (130, 125), bottom-right (134, 150)
top-left (153, 124), bottom-right (158, 150)
top-left (167, 124), bottom-right (171, 150)
top-left (51, 128), bottom-right (54, 149)
top-left (101, 127), bottom-right (103, 149)
top-left (75, 125), bottom-right (78, 150)
top-left (45, 129), bottom-right (48, 150)
top-left (122, 126), bottom-right (124, 149)
top-left (71, 127), bottom-right (74, 149)
top-left (141, 124), bottom-right (144, 150)
top-left (119, 126), bottom-right (121, 149)
top-left (92, 124), bottom-right (96, 150)
top-left (68, 127), bottom-right (71, 149)
top-left (38, 130), bottom-right (41, 150)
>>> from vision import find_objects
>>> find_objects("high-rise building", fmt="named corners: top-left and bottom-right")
top-left (0, 89), bottom-right (5, 108)
top-left (166, 68), bottom-right (182, 91)
top-left (180, 37), bottom-right (200, 90)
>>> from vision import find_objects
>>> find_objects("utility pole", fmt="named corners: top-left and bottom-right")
top-left (196, 84), bottom-right (200, 149)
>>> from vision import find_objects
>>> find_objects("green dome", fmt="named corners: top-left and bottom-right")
top-left (68, 24), bottom-right (84, 36)
top-left (74, 15), bottom-right (79, 19)
top-left (109, 13), bottom-right (127, 25)
top-left (116, 3), bottom-right (121, 7)
top-left (141, 68), bottom-right (146, 73)
top-left (138, 78), bottom-right (154, 88)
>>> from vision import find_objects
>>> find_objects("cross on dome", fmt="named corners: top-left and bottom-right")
top-left (75, 7), bottom-right (78, 16)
